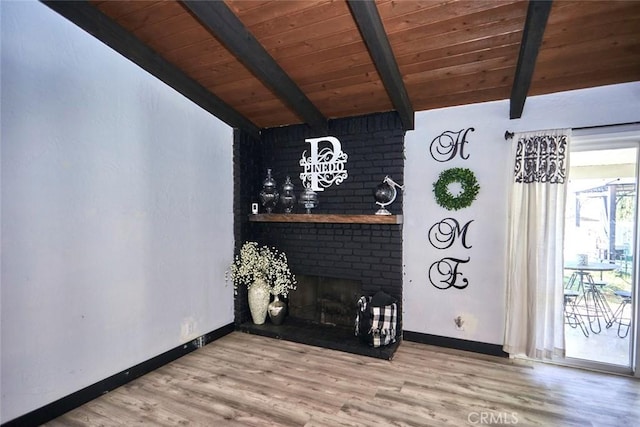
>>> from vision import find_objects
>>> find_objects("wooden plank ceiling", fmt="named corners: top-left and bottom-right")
top-left (46, 1), bottom-right (640, 135)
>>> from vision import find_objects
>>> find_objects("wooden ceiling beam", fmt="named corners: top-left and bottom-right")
top-left (347, 0), bottom-right (414, 131)
top-left (42, 1), bottom-right (261, 139)
top-left (181, 0), bottom-right (327, 134)
top-left (509, 0), bottom-right (553, 119)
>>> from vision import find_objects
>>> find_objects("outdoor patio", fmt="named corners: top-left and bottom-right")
top-left (565, 319), bottom-right (631, 366)
top-left (564, 268), bottom-right (632, 367)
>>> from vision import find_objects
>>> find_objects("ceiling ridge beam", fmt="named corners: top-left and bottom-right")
top-left (347, 0), bottom-right (414, 131)
top-left (182, 0), bottom-right (327, 134)
top-left (41, 0), bottom-right (261, 139)
top-left (509, 0), bottom-right (553, 119)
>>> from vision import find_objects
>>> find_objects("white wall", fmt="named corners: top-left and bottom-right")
top-left (404, 82), bottom-right (640, 345)
top-left (1, 1), bottom-right (234, 422)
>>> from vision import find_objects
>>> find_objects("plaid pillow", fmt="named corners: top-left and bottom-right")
top-left (355, 296), bottom-right (397, 347)
top-left (370, 303), bottom-right (397, 347)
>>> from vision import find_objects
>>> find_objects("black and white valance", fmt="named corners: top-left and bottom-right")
top-left (513, 130), bottom-right (570, 184)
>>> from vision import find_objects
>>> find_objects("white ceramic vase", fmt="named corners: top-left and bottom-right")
top-left (248, 276), bottom-right (270, 325)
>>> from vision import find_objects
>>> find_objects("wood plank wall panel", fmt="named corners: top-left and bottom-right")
top-left (227, 0), bottom-right (393, 122)
top-left (90, 1), bottom-right (160, 24)
top-left (531, 1), bottom-right (640, 96)
top-left (378, 0), bottom-right (524, 32)
top-left (378, 0), bottom-right (528, 112)
top-left (92, 0), bottom-right (300, 129)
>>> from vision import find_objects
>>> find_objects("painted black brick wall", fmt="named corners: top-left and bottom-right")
top-left (234, 112), bottom-right (405, 331)
top-left (233, 128), bottom-right (262, 324)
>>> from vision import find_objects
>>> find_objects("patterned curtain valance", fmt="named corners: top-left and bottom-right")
top-left (513, 130), bottom-right (570, 184)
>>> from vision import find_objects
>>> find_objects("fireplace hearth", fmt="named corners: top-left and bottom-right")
top-left (238, 317), bottom-right (399, 360)
top-left (239, 274), bottom-right (399, 360)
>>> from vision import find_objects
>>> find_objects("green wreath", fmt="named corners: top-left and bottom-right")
top-left (433, 167), bottom-right (480, 211)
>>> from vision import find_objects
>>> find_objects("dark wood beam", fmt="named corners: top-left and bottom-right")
top-left (182, 0), bottom-right (327, 134)
top-left (509, 0), bottom-right (553, 119)
top-left (347, 0), bottom-right (414, 131)
top-left (41, 1), bottom-right (261, 139)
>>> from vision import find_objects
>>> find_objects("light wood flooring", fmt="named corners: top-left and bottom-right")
top-left (45, 332), bottom-right (640, 426)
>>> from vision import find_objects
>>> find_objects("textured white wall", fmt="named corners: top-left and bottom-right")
top-left (1, 1), bottom-right (234, 422)
top-left (403, 82), bottom-right (640, 344)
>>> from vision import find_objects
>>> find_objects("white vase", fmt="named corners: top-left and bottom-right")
top-left (248, 276), bottom-right (270, 325)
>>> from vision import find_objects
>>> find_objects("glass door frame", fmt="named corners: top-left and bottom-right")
top-left (564, 124), bottom-right (640, 376)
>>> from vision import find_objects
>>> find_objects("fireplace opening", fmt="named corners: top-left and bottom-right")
top-left (289, 275), bottom-right (361, 328)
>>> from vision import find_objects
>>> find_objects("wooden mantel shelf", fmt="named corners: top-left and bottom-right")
top-left (249, 213), bottom-right (403, 224)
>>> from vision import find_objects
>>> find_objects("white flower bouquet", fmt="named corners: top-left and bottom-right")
top-left (229, 241), bottom-right (297, 297)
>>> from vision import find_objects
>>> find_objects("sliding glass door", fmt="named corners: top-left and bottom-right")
top-left (563, 129), bottom-right (639, 373)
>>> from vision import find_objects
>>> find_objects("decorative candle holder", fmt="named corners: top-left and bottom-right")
top-left (299, 184), bottom-right (318, 214)
top-left (279, 176), bottom-right (296, 213)
top-left (259, 169), bottom-right (279, 213)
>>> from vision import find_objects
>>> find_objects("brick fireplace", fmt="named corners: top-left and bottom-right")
top-left (233, 112), bottom-right (404, 359)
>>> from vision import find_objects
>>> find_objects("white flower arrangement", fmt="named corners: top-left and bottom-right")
top-left (229, 241), bottom-right (297, 297)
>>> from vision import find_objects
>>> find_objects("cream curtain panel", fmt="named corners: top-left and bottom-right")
top-left (504, 129), bottom-right (571, 360)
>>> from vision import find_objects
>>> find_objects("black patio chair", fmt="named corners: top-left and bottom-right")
top-left (607, 290), bottom-right (632, 338)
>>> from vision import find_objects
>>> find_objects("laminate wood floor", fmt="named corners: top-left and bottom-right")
top-left (45, 332), bottom-right (640, 426)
